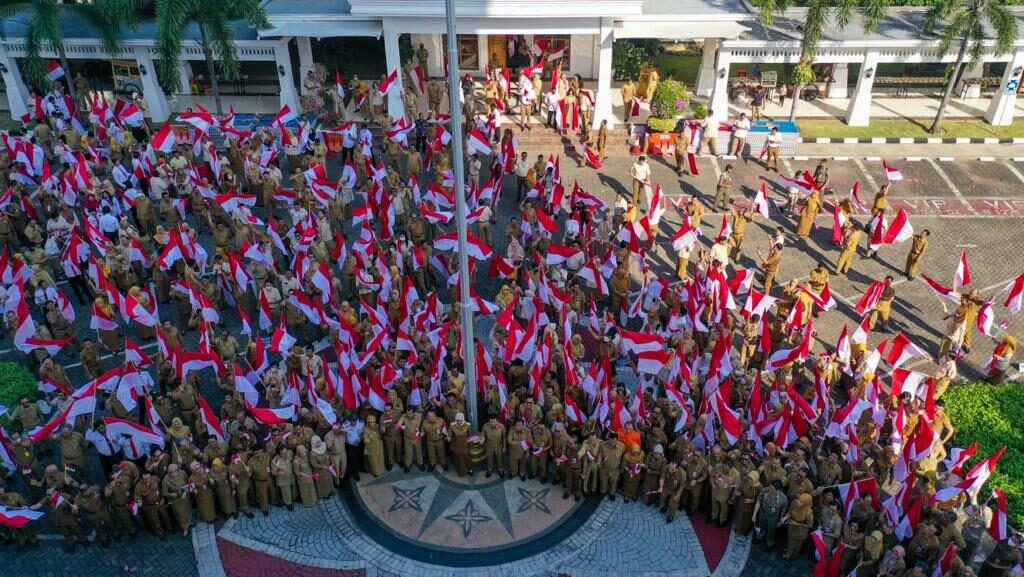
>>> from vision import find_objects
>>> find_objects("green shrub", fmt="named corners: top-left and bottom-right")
top-left (646, 117), bottom-right (678, 132)
top-left (613, 40), bottom-right (647, 82)
top-left (944, 383), bottom-right (1024, 527)
top-left (0, 362), bottom-right (39, 432)
top-left (693, 103), bottom-right (708, 120)
top-left (648, 79), bottom-right (689, 121)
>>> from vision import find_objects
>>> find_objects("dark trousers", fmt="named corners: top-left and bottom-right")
top-left (546, 110), bottom-right (556, 127)
top-left (66, 274), bottom-right (95, 305)
top-left (345, 443), bottom-right (363, 480)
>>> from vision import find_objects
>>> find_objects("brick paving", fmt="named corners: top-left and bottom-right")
top-left (218, 538), bottom-right (365, 577)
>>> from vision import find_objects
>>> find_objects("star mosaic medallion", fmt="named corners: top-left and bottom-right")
top-left (388, 485), bottom-right (425, 512)
top-left (443, 500), bottom-right (494, 538)
top-left (515, 487), bottom-right (552, 514)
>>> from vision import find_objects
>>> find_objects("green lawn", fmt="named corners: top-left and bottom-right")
top-left (945, 383), bottom-right (1024, 528)
top-left (796, 118), bottom-right (1024, 139)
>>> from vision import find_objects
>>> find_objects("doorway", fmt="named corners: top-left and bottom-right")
top-left (487, 35), bottom-right (507, 70)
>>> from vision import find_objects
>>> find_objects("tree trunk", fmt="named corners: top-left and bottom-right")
top-left (929, 38), bottom-right (969, 135)
top-left (788, 82), bottom-right (803, 122)
top-left (199, 22), bottom-right (224, 116)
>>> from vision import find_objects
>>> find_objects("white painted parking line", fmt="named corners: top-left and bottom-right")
top-left (925, 158), bottom-right (979, 216)
top-left (1004, 161), bottom-right (1024, 186)
top-left (852, 157), bottom-right (881, 192)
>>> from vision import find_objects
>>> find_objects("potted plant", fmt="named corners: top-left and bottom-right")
top-left (646, 79), bottom-right (689, 132)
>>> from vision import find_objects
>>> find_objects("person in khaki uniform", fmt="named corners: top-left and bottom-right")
top-left (673, 132), bottom-right (690, 175)
top-left (105, 471), bottom-right (138, 538)
top-left (325, 424), bottom-right (348, 489)
top-left (529, 421), bottom-right (552, 482)
top-left (563, 437), bottom-right (583, 501)
top-left (757, 243), bottom-right (783, 295)
top-left (684, 450), bottom-right (709, 514)
top-left (380, 405), bottom-right (403, 470)
top-left (248, 449), bottom-right (274, 515)
top-left (714, 164), bottom-right (735, 210)
top-left (868, 276), bottom-right (896, 332)
top-left (448, 413), bottom-right (472, 476)
top-left (659, 460), bottom-right (687, 523)
top-left (621, 80), bottom-right (637, 121)
top-left (483, 414), bottom-right (506, 477)
top-left (293, 446), bottom-right (317, 508)
top-left (363, 415), bottom-right (386, 477)
top-left (507, 420), bottom-right (533, 481)
top-left (578, 432), bottom-right (601, 495)
top-left (422, 409), bottom-right (448, 471)
top-left (710, 459), bottom-right (740, 526)
top-left (135, 471), bottom-right (171, 538)
top-left (642, 444), bottom-right (668, 505)
top-left (272, 446), bottom-right (296, 510)
top-left (598, 433), bottom-right (626, 500)
top-left (32, 488), bottom-right (88, 552)
top-left (398, 407), bottom-right (424, 472)
top-left (162, 463), bottom-right (194, 536)
top-left (905, 230), bottom-right (930, 280)
top-left (228, 454), bottom-right (255, 518)
top-left (0, 486), bottom-right (39, 550)
top-left (621, 444), bottom-right (646, 502)
top-left (836, 221), bottom-right (862, 275)
top-left (76, 485), bottom-right (122, 547)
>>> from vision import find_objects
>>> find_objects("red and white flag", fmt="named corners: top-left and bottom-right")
top-left (335, 70), bottom-right (345, 98)
top-left (751, 183), bottom-right (771, 218)
top-left (883, 160), bottom-right (903, 181)
top-left (467, 128), bottom-right (493, 156)
top-left (151, 123), bottom-right (176, 154)
top-left (583, 146), bottom-right (602, 169)
top-left (1002, 272), bottom-right (1024, 313)
top-left (197, 394), bottom-right (225, 442)
top-left (378, 69), bottom-right (399, 96)
top-left (882, 208), bottom-right (912, 244)
top-left (954, 249), bottom-right (971, 291)
top-left (103, 416), bottom-right (165, 449)
top-left (247, 402), bottom-right (296, 426)
top-left (990, 489), bottom-right (1009, 541)
top-left (921, 273), bottom-right (961, 303)
top-left (46, 60), bottom-right (65, 81)
top-left (887, 331), bottom-right (926, 368)
top-left (850, 181), bottom-right (867, 212)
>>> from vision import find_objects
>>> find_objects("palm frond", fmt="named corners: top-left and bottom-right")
top-left (72, 1), bottom-right (124, 58)
top-left (227, 0), bottom-right (270, 30)
top-left (202, 9), bottom-right (241, 80)
top-left (985, 1), bottom-right (1018, 57)
top-left (861, 0), bottom-right (889, 33)
top-left (833, 0), bottom-right (858, 31)
top-left (801, 1), bottom-right (829, 59)
top-left (154, 0), bottom-right (194, 93)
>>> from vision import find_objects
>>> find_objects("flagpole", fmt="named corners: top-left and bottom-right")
top-left (444, 0), bottom-right (478, 433)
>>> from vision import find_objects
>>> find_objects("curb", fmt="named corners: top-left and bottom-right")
top-left (799, 137), bottom-right (1023, 144)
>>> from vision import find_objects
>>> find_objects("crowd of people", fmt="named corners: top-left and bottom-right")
top-left (0, 51), bottom-right (1021, 577)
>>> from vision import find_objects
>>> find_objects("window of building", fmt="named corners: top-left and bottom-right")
top-left (441, 34), bottom-right (480, 70)
top-left (534, 34), bottom-right (571, 71)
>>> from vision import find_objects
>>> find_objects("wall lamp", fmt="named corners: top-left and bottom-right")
top-left (278, 65), bottom-right (286, 77)
top-left (139, 64), bottom-right (147, 76)
top-left (1013, 66), bottom-right (1023, 77)
top-left (864, 67), bottom-right (874, 79)
top-left (0, 63), bottom-right (8, 74)
top-left (718, 67), bottom-right (727, 79)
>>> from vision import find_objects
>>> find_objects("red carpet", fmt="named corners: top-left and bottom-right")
top-left (218, 538), bottom-right (365, 577)
top-left (688, 514), bottom-right (731, 572)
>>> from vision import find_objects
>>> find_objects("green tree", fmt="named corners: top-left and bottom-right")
top-left (923, 0), bottom-right (1018, 134)
top-left (756, 0), bottom-right (889, 122)
top-left (152, 0), bottom-right (270, 115)
top-left (0, 0), bottom-right (138, 101)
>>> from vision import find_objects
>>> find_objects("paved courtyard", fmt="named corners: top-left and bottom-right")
top-left (3, 139), bottom-right (1024, 575)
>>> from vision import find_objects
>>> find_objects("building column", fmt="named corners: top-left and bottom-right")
top-left (0, 45), bottom-right (29, 119)
top-left (382, 26), bottom-right (405, 118)
top-left (134, 48), bottom-right (170, 122)
top-left (175, 60), bottom-right (193, 95)
top-left (296, 37), bottom-right (314, 95)
top-left (275, 38), bottom-right (301, 115)
top-left (985, 50), bottom-right (1024, 126)
top-left (845, 51), bottom-right (879, 126)
top-left (828, 63), bottom-right (849, 99)
top-left (593, 18), bottom-right (614, 129)
top-left (694, 38), bottom-right (719, 97)
top-left (709, 49), bottom-right (732, 119)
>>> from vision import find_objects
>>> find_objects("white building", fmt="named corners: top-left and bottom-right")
top-left (2, 0), bottom-right (1022, 128)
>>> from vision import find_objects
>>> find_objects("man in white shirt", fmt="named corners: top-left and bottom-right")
top-left (515, 152), bottom-right (531, 200)
top-left (545, 89), bottom-right (560, 130)
top-left (765, 126), bottom-right (783, 172)
top-left (699, 109), bottom-right (719, 156)
top-left (729, 113), bottom-right (751, 157)
top-left (467, 152), bottom-right (481, 190)
top-left (629, 156), bottom-right (652, 209)
top-left (98, 206), bottom-right (120, 242)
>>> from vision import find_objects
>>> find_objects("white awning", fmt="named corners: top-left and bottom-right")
top-left (614, 21), bottom-right (749, 40)
top-left (259, 19), bottom-right (382, 39)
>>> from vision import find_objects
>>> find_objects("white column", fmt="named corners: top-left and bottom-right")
top-left (709, 50), bottom-right (732, 120)
top-left (427, 34), bottom-right (444, 78)
top-left (296, 37), bottom-right (314, 95)
top-left (694, 39), bottom-right (719, 97)
top-left (275, 39), bottom-right (301, 115)
top-left (134, 48), bottom-right (170, 123)
top-left (985, 50), bottom-right (1024, 126)
top-left (175, 61), bottom-right (193, 95)
top-left (593, 18), bottom-right (614, 129)
top-left (828, 63), bottom-right (849, 99)
top-left (0, 45), bottom-right (29, 119)
top-left (382, 26), bottom-right (405, 118)
top-left (845, 51), bottom-right (879, 126)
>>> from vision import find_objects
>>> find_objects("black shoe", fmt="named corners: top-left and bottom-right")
top-left (245, 511), bottom-right (254, 519)
top-left (262, 510), bottom-right (270, 517)
top-left (232, 513), bottom-right (239, 519)
top-left (443, 464), bottom-right (449, 471)
top-left (157, 533), bottom-right (166, 541)
top-left (963, 346), bottom-right (971, 354)
top-left (286, 505), bottom-right (294, 511)
top-left (563, 492), bottom-right (570, 499)
top-left (575, 495), bottom-right (581, 502)
top-left (520, 475), bottom-right (526, 482)
top-left (101, 540), bottom-right (110, 549)
top-left (660, 505), bottom-right (668, 513)
top-left (403, 466), bottom-right (410, 474)
top-left (499, 471), bottom-right (505, 478)
top-left (667, 517), bottom-right (675, 524)
top-left (113, 535), bottom-right (123, 543)
top-left (67, 543), bottom-right (76, 553)
top-left (16, 544), bottom-right (25, 552)
top-left (609, 495), bottom-right (616, 502)
top-left (486, 471), bottom-right (492, 478)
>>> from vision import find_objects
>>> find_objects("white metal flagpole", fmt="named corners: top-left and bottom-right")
top-left (443, 0), bottom-right (478, 433)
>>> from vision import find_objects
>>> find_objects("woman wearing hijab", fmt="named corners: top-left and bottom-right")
top-left (734, 470), bottom-right (761, 535)
top-left (783, 492), bottom-right (814, 560)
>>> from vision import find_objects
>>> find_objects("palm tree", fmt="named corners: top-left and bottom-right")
top-left (152, 0), bottom-right (270, 115)
top-left (924, 0), bottom-right (1018, 134)
top-left (756, 0), bottom-right (889, 122)
top-left (0, 0), bottom-right (137, 103)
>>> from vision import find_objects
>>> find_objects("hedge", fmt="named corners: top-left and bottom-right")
top-left (944, 383), bottom-right (1024, 527)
